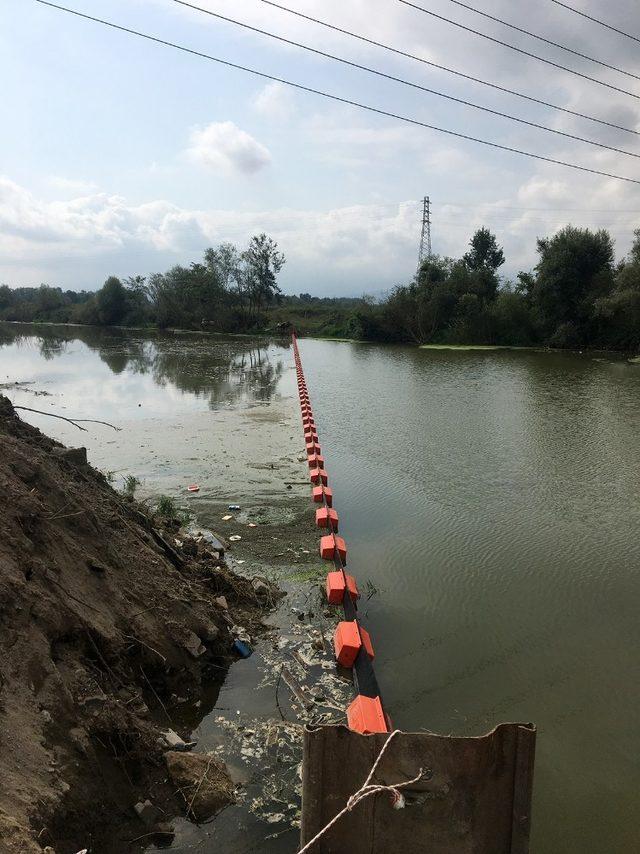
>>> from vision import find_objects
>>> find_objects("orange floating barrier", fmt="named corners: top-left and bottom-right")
top-left (320, 533), bottom-right (346, 561)
top-left (325, 570), bottom-right (359, 604)
top-left (310, 467), bottom-right (328, 486)
top-left (359, 625), bottom-right (375, 660)
top-left (346, 695), bottom-right (388, 734)
top-left (334, 621), bottom-right (361, 667)
top-left (316, 506), bottom-right (339, 530)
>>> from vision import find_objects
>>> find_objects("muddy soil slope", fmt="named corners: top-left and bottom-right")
top-left (0, 396), bottom-right (271, 853)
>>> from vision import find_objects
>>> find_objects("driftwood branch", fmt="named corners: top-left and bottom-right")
top-left (13, 405), bottom-right (120, 431)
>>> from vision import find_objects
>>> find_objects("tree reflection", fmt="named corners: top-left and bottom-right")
top-left (0, 322), bottom-right (287, 408)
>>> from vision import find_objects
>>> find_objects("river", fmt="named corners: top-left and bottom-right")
top-left (1, 322), bottom-right (639, 853)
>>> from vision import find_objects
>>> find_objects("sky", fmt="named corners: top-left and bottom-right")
top-left (2, 0), bottom-right (640, 295)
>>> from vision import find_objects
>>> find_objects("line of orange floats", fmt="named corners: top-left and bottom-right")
top-left (292, 333), bottom-right (389, 735)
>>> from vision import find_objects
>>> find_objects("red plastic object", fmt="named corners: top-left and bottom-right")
top-left (305, 441), bottom-right (321, 455)
top-left (319, 533), bottom-right (346, 561)
top-left (312, 485), bottom-right (324, 503)
top-left (325, 570), bottom-right (359, 604)
top-left (316, 506), bottom-right (339, 530)
top-left (334, 621), bottom-right (361, 667)
top-left (347, 695), bottom-right (388, 734)
top-left (309, 467), bottom-right (328, 486)
top-left (358, 625), bottom-right (375, 660)
top-left (322, 486), bottom-right (333, 507)
top-left (187, 484), bottom-right (200, 492)
top-left (307, 454), bottom-right (325, 469)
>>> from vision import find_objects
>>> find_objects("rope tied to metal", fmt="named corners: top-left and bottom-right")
top-left (297, 730), bottom-right (425, 853)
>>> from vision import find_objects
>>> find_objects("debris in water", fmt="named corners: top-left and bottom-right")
top-left (229, 535), bottom-right (242, 542)
top-left (222, 514), bottom-right (233, 521)
top-left (187, 484), bottom-right (199, 492)
top-left (228, 504), bottom-right (241, 511)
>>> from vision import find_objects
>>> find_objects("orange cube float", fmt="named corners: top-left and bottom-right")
top-left (320, 533), bottom-right (346, 562)
top-left (325, 570), bottom-right (359, 604)
top-left (347, 696), bottom-right (388, 734)
top-left (316, 506), bottom-right (339, 530)
top-left (310, 467), bottom-right (328, 486)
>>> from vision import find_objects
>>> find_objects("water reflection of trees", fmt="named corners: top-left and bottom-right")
top-left (0, 322), bottom-right (288, 408)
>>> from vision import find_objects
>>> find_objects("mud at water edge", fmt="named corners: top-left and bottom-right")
top-left (6, 376), bottom-right (349, 852)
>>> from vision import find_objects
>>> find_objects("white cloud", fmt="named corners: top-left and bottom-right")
top-left (47, 176), bottom-right (99, 194)
top-left (186, 121), bottom-right (271, 174)
top-left (252, 82), bottom-right (294, 121)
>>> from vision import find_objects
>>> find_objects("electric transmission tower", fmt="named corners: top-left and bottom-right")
top-left (418, 195), bottom-right (431, 268)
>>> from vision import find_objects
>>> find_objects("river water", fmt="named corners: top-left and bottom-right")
top-left (1, 323), bottom-right (639, 853)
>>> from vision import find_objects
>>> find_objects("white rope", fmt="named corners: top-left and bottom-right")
top-left (297, 730), bottom-right (424, 853)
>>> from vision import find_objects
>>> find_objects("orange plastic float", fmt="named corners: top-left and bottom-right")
top-left (310, 467), bottom-right (328, 486)
top-left (320, 533), bottom-right (346, 562)
top-left (325, 570), bottom-right (359, 603)
top-left (333, 621), bottom-right (374, 666)
top-left (315, 506), bottom-right (339, 529)
top-left (346, 695), bottom-right (388, 734)
top-left (333, 621), bottom-right (361, 666)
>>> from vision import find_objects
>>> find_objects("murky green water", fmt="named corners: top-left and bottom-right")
top-left (2, 323), bottom-right (639, 853)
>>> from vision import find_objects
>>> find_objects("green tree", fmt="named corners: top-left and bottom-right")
top-left (96, 276), bottom-right (127, 325)
top-left (594, 228), bottom-right (640, 351)
top-left (532, 226), bottom-right (614, 345)
top-left (243, 234), bottom-right (285, 316)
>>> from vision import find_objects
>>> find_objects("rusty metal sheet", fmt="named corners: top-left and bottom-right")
top-left (301, 722), bottom-right (536, 853)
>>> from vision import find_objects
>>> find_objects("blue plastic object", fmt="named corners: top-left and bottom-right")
top-left (233, 639), bottom-right (253, 658)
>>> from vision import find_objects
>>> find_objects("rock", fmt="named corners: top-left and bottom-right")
top-left (214, 596), bottom-right (229, 610)
top-left (164, 751), bottom-right (235, 821)
top-left (183, 631), bottom-right (206, 658)
top-left (160, 729), bottom-right (197, 751)
top-left (251, 578), bottom-right (270, 598)
top-left (52, 446), bottom-right (87, 466)
top-left (201, 623), bottom-right (220, 643)
top-left (134, 799), bottom-right (160, 827)
top-left (87, 559), bottom-right (107, 574)
top-left (181, 537), bottom-right (198, 557)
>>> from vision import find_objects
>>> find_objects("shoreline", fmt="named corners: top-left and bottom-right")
top-left (0, 328), bottom-right (347, 852)
top-left (2, 319), bottom-right (637, 359)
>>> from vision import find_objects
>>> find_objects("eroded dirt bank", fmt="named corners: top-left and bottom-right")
top-left (0, 396), bottom-right (276, 853)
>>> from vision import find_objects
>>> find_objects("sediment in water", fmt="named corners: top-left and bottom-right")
top-left (0, 395), bottom-right (276, 852)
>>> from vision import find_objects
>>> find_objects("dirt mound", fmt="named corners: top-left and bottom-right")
top-left (0, 396), bottom-right (273, 853)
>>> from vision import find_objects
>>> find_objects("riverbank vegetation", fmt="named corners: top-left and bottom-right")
top-left (2, 226), bottom-right (639, 351)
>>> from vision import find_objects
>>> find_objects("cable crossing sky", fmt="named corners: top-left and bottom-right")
top-left (33, 1), bottom-right (640, 186)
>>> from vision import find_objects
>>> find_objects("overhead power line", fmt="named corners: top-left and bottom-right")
top-left (444, 0), bottom-right (640, 81)
top-left (32, 1), bottom-right (640, 185)
top-left (396, 0), bottom-right (640, 100)
top-left (550, 0), bottom-right (640, 45)
top-left (170, 1), bottom-right (640, 160)
top-left (257, 0), bottom-right (640, 137)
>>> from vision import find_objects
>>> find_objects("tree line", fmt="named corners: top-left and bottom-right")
top-left (0, 233), bottom-right (285, 332)
top-left (349, 226), bottom-right (640, 352)
top-left (1, 226), bottom-right (639, 352)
